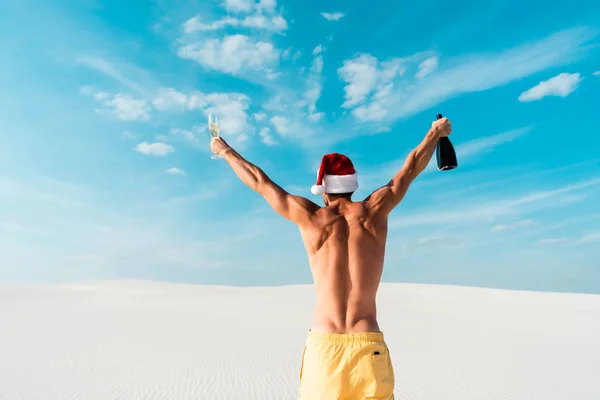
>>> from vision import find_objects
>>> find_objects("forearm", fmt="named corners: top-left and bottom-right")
top-left (221, 148), bottom-right (267, 192)
top-left (402, 128), bottom-right (441, 180)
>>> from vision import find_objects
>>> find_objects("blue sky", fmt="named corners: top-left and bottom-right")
top-left (1, 0), bottom-right (599, 293)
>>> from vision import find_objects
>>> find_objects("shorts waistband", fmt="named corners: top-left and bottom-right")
top-left (307, 331), bottom-right (385, 344)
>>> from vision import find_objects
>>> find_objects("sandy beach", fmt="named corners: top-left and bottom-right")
top-left (1, 280), bottom-right (599, 400)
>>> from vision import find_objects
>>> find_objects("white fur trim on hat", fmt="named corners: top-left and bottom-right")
top-left (321, 172), bottom-right (358, 194)
top-left (311, 185), bottom-right (326, 195)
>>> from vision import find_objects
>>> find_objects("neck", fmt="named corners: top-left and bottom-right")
top-left (325, 196), bottom-right (351, 206)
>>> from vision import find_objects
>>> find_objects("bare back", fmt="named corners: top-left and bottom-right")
top-left (298, 198), bottom-right (389, 333)
top-left (217, 120), bottom-right (448, 333)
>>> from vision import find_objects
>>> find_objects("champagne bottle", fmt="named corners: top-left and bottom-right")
top-left (435, 113), bottom-right (458, 171)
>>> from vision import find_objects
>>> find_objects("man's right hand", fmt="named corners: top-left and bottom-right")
top-left (210, 137), bottom-right (232, 157)
top-left (431, 117), bottom-right (452, 137)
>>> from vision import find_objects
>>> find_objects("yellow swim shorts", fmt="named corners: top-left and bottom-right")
top-left (298, 331), bottom-right (395, 400)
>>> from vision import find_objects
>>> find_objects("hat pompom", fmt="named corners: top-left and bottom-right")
top-left (311, 185), bottom-right (325, 195)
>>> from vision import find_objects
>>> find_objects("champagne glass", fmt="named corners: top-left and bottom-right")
top-left (208, 113), bottom-right (222, 159)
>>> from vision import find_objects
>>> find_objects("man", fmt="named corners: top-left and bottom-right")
top-left (210, 117), bottom-right (452, 399)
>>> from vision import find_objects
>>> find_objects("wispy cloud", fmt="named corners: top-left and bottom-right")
top-left (390, 177), bottom-right (600, 229)
top-left (592, 71), bottom-right (600, 76)
top-left (302, 46), bottom-right (325, 122)
top-left (454, 127), bottom-right (531, 160)
top-left (339, 26), bottom-right (595, 123)
top-left (321, 12), bottom-right (345, 21)
top-left (260, 46), bottom-right (327, 141)
top-left (122, 131), bottom-right (137, 140)
top-left (537, 237), bottom-right (570, 244)
top-left (518, 72), bottom-right (583, 102)
top-left (491, 219), bottom-right (535, 232)
top-left (135, 142), bottom-right (175, 156)
top-left (183, 14), bottom-right (287, 33)
top-left (415, 56), bottom-right (439, 79)
top-left (259, 127), bottom-right (278, 146)
top-left (416, 235), bottom-right (448, 244)
top-left (76, 56), bottom-right (157, 96)
top-left (359, 126), bottom-right (531, 187)
top-left (166, 167), bottom-right (185, 175)
top-left (537, 231), bottom-right (600, 245)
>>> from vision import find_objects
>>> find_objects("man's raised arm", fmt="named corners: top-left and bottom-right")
top-left (211, 137), bottom-right (320, 225)
top-left (366, 117), bottom-right (452, 215)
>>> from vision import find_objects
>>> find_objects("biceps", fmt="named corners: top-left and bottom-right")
top-left (261, 184), bottom-right (289, 215)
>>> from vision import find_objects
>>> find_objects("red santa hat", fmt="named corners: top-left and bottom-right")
top-left (311, 153), bottom-right (359, 195)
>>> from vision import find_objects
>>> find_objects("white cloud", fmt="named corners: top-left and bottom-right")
top-left (135, 142), bottom-right (175, 156)
top-left (304, 52), bottom-right (325, 122)
top-left (270, 116), bottom-right (291, 136)
top-left (171, 128), bottom-right (199, 142)
top-left (152, 88), bottom-right (192, 111)
top-left (265, 68), bottom-right (281, 79)
top-left (338, 54), bottom-right (379, 107)
top-left (253, 112), bottom-right (267, 121)
top-left (338, 54), bottom-right (404, 110)
top-left (292, 50), bottom-right (302, 62)
top-left (82, 88), bottom-right (151, 121)
top-left (263, 94), bottom-right (288, 113)
top-left (151, 89), bottom-right (251, 140)
top-left (593, 71), bottom-right (600, 76)
top-left (258, 0), bottom-right (276, 12)
top-left (491, 219), bottom-right (535, 232)
top-left (223, 0), bottom-right (255, 13)
top-left (183, 14), bottom-right (287, 33)
top-left (518, 72), bottom-right (582, 102)
top-left (321, 12), bottom-right (345, 21)
top-left (339, 27), bottom-right (595, 123)
top-left (415, 56), bottom-right (439, 79)
top-left (178, 34), bottom-right (279, 75)
top-left (312, 45), bottom-right (325, 55)
top-left (152, 88), bottom-right (211, 111)
top-left (179, 0), bottom-right (286, 80)
top-left (259, 127), bottom-right (278, 146)
top-left (203, 93), bottom-right (251, 138)
top-left (166, 167), bottom-right (185, 175)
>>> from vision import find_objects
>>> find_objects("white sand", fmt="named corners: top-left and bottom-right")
top-left (1, 281), bottom-right (599, 400)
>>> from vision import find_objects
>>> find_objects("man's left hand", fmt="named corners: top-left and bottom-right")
top-left (211, 137), bottom-right (231, 157)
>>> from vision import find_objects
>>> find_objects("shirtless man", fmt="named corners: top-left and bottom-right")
top-left (210, 117), bottom-right (452, 399)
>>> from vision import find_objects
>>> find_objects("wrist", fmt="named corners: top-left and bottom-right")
top-left (221, 148), bottom-right (234, 158)
top-left (428, 128), bottom-right (442, 140)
